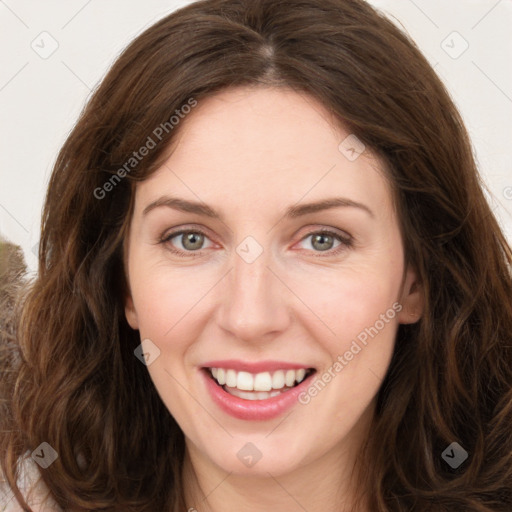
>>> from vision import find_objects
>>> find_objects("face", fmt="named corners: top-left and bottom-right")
top-left (124, 86), bottom-right (423, 478)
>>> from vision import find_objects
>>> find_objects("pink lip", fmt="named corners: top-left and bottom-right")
top-left (202, 359), bottom-right (312, 373)
top-left (200, 367), bottom-right (316, 421)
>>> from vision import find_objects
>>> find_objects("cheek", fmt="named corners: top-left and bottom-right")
top-left (294, 265), bottom-right (402, 350)
top-left (295, 273), bottom-right (401, 423)
top-left (129, 257), bottom-right (205, 333)
top-left (128, 263), bottom-right (210, 428)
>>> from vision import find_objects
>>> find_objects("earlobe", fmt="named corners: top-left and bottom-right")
top-left (124, 294), bottom-right (139, 330)
top-left (397, 265), bottom-right (424, 324)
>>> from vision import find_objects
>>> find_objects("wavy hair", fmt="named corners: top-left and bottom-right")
top-left (1, 0), bottom-right (512, 510)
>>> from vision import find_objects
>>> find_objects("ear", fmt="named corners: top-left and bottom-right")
top-left (122, 231), bottom-right (139, 330)
top-left (397, 264), bottom-right (424, 324)
top-left (124, 291), bottom-right (139, 330)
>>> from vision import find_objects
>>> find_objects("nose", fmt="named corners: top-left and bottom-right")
top-left (215, 244), bottom-right (291, 344)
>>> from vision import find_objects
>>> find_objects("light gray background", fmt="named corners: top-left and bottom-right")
top-left (1, 0), bottom-right (511, 273)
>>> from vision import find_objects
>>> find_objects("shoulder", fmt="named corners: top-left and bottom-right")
top-left (0, 452), bottom-right (63, 512)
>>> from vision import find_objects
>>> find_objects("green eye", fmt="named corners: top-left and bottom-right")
top-left (297, 230), bottom-right (353, 256)
top-left (161, 229), bottom-right (212, 255)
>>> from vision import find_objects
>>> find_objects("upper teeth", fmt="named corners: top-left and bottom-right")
top-left (210, 368), bottom-right (309, 391)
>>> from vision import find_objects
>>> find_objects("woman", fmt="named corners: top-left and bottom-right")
top-left (1, 0), bottom-right (511, 510)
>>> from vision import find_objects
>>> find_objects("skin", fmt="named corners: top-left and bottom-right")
top-left (124, 85), bottom-right (424, 512)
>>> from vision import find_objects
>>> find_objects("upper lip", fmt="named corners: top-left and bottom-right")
top-left (201, 359), bottom-right (315, 373)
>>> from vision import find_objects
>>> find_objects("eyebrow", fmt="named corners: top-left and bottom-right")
top-left (142, 195), bottom-right (374, 220)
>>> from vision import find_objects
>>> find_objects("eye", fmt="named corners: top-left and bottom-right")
top-left (160, 229), bottom-right (213, 256)
top-left (296, 230), bottom-right (353, 256)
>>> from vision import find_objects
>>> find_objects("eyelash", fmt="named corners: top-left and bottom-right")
top-left (159, 227), bottom-right (353, 258)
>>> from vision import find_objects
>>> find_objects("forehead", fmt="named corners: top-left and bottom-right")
top-left (134, 86), bottom-right (393, 219)
top-left (169, 85), bottom-right (349, 165)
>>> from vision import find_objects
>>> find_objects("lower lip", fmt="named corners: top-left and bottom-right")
top-left (201, 369), bottom-right (315, 421)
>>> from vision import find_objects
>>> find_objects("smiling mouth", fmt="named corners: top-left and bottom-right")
top-left (204, 367), bottom-right (316, 401)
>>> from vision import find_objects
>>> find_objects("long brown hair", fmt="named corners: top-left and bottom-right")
top-left (2, 0), bottom-right (511, 510)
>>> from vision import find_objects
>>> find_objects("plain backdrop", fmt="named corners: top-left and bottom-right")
top-left (0, 0), bottom-right (511, 273)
